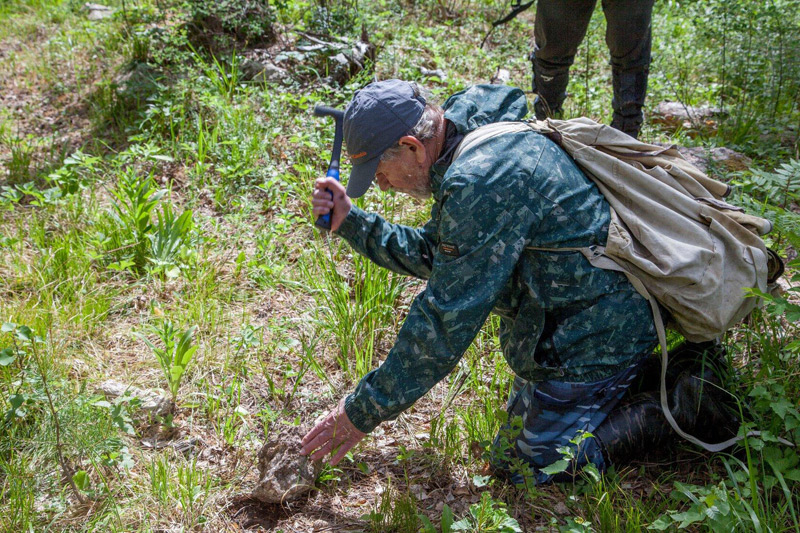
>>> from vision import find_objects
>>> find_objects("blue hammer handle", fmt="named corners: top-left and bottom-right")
top-left (314, 105), bottom-right (344, 231)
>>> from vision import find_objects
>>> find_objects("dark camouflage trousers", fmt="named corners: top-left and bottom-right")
top-left (491, 356), bottom-right (647, 485)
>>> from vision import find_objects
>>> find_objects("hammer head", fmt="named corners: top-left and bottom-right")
top-left (313, 105), bottom-right (344, 122)
top-left (313, 105), bottom-right (344, 172)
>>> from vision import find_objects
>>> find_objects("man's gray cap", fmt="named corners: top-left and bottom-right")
top-left (343, 79), bottom-right (426, 198)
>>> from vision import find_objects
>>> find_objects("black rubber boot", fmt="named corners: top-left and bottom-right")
top-left (594, 391), bottom-right (673, 464)
top-left (609, 68), bottom-right (649, 139)
top-left (531, 52), bottom-right (569, 120)
top-left (595, 343), bottom-right (740, 465)
top-left (670, 366), bottom-right (740, 443)
top-left (627, 340), bottom-right (725, 397)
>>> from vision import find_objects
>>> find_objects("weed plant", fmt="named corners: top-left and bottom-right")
top-left (136, 319), bottom-right (199, 404)
top-left (301, 236), bottom-right (408, 381)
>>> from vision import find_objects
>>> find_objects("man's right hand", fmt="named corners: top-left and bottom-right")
top-left (300, 397), bottom-right (366, 466)
top-left (313, 177), bottom-right (352, 232)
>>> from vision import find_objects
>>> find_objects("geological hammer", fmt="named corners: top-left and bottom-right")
top-left (313, 105), bottom-right (344, 231)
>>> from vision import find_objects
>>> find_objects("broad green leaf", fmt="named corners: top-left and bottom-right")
top-left (0, 348), bottom-right (15, 366)
top-left (499, 516), bottom-right (522, 532)
top-left (540, 459), bottom-right (570, 475)
top-left (418, 514), bottom-right (436, 533)
top-left (119, 451), bottom-right (135, 470)
top-left (7, 394), bottom-right (26, 419)
top-left (441, 504), bottom-right (454, 533)
top-left (1, 322), bottom-right (15, 332)
top-left (672, 506), bottom-right (705, 528)
top-left (170, 366), bottom-right (186, 381)
top-left (10, 394), bottom-right (25, 409)
top-left (178, 345), bottom-right (198, 367)
top-left (647, 517), bottom-right (673, 531)
top-left (472, 474), bottom-right (491, 487)
top-left (108, 260), bottom-right (135, 272)
top-left (771, 397), bottom-right (794, 419)
top-left (15, 326), bottom-right (32, 341)
top-left (582, 463), bottom-right (601, 483)
top-left (72, 470), bottom-right (90, 491)
top-left (450, 518), bottom-right (472, 531)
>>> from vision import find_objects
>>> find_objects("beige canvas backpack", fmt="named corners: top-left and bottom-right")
top-left (453, 117), bottom-right (785, 452)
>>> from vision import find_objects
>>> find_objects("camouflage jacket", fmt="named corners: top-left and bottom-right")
top-left (336, 85), bottom-right (657, 434)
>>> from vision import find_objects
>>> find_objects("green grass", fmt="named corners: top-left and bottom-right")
top-left (0, 0), bottom-right (798, 531)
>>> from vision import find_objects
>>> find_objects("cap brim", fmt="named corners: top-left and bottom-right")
top-left (346, 156), bottom-right (380, 198)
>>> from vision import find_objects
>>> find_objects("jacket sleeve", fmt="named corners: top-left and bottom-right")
top-left (343, 172), bottom-right (540, 433)
top-left (335, 205), bottom-right (439, 280)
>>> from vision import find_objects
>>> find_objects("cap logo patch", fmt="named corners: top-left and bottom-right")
top-left (349, 151), bottom-right (367, 161)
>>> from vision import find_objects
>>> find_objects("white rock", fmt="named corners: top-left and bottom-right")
top-left (491, 68), bottom-right (510, 85)
top-left (97, 380), bottom-right (172, 416)
top-left (240, 59), bottom-right (288, 83)
top-left (84, 3), bottom-right (114, 20)
top-left (420, 67), bottom-right (447, 81)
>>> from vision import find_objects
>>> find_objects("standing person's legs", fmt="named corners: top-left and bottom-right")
top-left (602, 0), bottom-right (655, 138)
top-left (531, 0), bottom-right (597, 119)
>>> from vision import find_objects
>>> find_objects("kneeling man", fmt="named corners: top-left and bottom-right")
top-left (300, 80), bottom-right (737, 483)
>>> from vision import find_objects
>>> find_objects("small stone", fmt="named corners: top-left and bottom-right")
top-left (420, 67), bottom-right (447, 81)
top-left (410, 484), bottom-right (425, 498)
top-left (240, 59), bottom-right (288, 83)
top-left (83, 3), bottom-right (114, 20)
top-left (676, 146), bottom-right (752, 173)
top-left (490, 68), bottom-right (511, 85)
top-left (253, 425), bottom-right (321, 504)
top-left (651, 101), bottom-right (723, 127)
top-left (97, 380), bottom-right (172, 416)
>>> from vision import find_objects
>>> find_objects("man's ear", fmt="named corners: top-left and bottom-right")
top-left (398, 136), bottom-right (427, 163)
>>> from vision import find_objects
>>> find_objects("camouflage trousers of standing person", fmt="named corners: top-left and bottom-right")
top-left (491, 356), bottom-right (650, 486)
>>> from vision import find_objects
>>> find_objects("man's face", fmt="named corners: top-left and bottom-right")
top-left (374, 144), bottom-right (432, 200)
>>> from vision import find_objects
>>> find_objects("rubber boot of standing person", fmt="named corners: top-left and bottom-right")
top-left (530, 0), bottom-right (655, 139)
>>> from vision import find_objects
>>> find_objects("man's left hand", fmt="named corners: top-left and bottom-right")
top-left (300, 397), bottom-right (366, 466)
